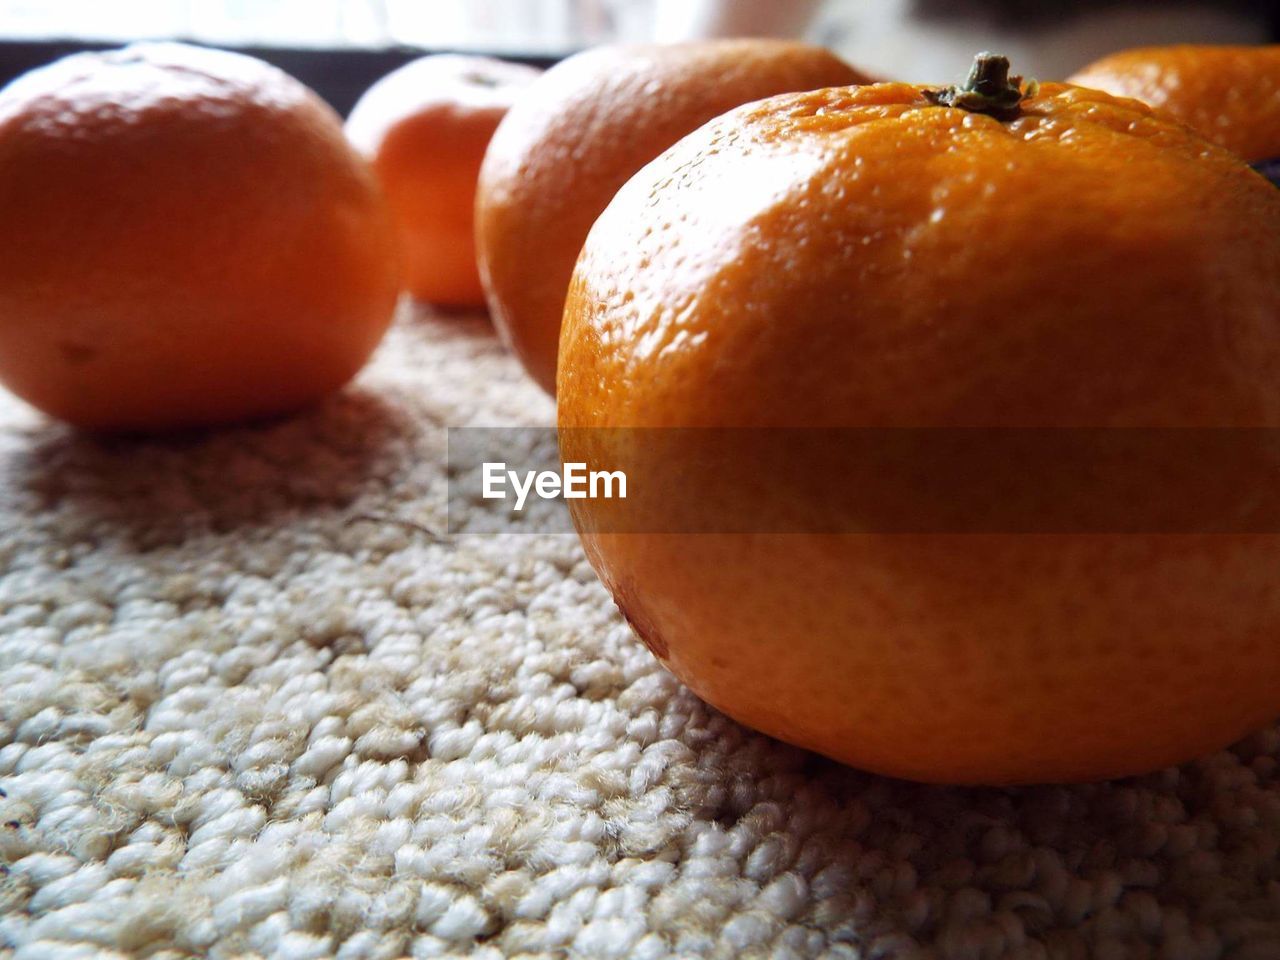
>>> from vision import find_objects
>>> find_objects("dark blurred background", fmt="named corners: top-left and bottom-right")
top-left (0, 0), bottom-right (1276, 116)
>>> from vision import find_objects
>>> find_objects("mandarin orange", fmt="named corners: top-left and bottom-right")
top-left (558, 55), bottom-right (1280, 785)
top-left (0, 43), bottom-right (399, 431)
top-left (475, 39), bottom-right (870, 394)
top-left (346, 55), bottom-right (541, 307)
top-left (1069, 44), bottom-right (1280, 163)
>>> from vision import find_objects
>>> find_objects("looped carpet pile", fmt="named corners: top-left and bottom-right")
top-left (1, 307), bottom-right (1279, 959)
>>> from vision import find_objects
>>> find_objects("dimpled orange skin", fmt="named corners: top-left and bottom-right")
top-left (1069, 45), bottom-right (1280, 163)
top-left (475, 39), bottom-right (871, 395)
top-left (558, 80), bottom-right (1280, 785)
top-left (346, 55), bottom-right (541, 307)
top-left (0, 43), bottom-right (400, 431)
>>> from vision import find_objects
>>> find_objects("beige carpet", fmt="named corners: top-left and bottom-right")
top-left (1, 306), bottom-right (1279, 960)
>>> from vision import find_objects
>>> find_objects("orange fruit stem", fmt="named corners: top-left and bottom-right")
top-left (925, 52), bottom-right (1035, 120)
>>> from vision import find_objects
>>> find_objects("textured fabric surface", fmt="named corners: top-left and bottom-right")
top-left (2, 307), bottom-right (1279, 960)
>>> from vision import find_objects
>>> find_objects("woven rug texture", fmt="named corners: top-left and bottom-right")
top-left (1, 308), bottom-right (1279, 960)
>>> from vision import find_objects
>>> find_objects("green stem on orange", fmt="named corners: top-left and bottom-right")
top-left (924, 52), bottom-right (1036, 120)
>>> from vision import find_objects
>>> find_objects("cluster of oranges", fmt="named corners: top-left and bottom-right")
top-left (0, 38), bottom-right (1276, 784)
top-left (1, 41), bottom-right (1273, 429)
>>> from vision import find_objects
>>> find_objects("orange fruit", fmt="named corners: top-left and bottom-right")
top-left (346, 54), bottom-right (541, 307)
top-left (475, 39), bottom-right (871, 394)
top-left (1069, 44), bottom-right (1280, 163)
top-left (0, 42), bottom-right (399, 431)
top-left (559, 55), bottom-right (1280, 785)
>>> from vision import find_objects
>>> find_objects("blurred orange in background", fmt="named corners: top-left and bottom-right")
top-left (346, 55), bottom-right (541, 307)
top-left (0, 42), bottom-right (399, 431)
top-left (1070, 44), bottom-right (1280, 163)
